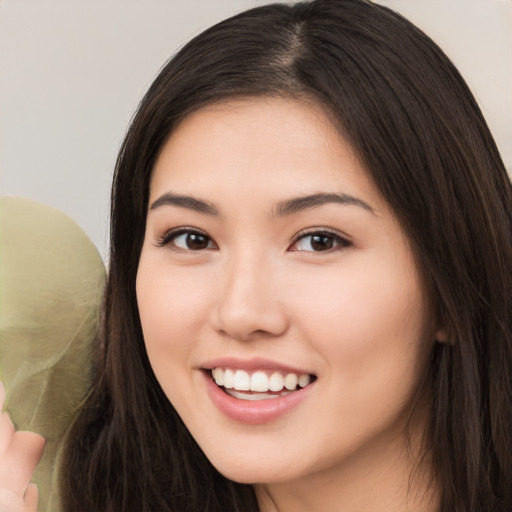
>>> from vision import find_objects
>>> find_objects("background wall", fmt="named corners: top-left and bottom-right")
top-left (1, 0), bottom-right (511, 260)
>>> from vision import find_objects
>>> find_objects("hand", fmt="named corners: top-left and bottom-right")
top-left (0, 383), bottom-right (45, 512)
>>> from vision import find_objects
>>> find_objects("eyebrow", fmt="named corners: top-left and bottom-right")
top-left (274, 193), bottom-right (375, 216)
top-left (150, 193), bottom-right (219, 215)
top-left (149, 191), bottom-right (375, 217)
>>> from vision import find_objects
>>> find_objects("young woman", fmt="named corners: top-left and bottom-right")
top-left (3, 0), bottom-right (512, 511)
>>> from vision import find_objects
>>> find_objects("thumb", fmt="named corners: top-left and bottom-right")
top-left (23, 484), bottom-right (38, 512)
top-left (0, 431), bottom-right (45, 497)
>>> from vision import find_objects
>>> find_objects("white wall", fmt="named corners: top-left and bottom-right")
top-left (1, 0), bottom-right (510, 259)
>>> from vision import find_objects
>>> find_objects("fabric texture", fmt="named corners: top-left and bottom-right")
top-left (0, 196), bottom-right (105, 512)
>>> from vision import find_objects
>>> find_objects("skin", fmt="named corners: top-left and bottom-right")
top-left (136, 97), bottom-right (442, 511)
top-left (0, 382), bottom-right (44, 512)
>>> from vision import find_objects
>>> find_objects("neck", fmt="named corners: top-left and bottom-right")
top-left (255, 425), bottom-right (439, 512)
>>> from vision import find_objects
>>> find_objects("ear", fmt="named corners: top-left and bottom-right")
top-left (435, 328), bottom-right (448, 344)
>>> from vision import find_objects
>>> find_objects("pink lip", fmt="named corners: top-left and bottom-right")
top-left (202, 369), bottom-right (315, 425)
top-left (201, 356), bottom-right (314, 375)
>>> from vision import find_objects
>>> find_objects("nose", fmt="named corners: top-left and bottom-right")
top-left (210, 251), bottom-right (289, 342)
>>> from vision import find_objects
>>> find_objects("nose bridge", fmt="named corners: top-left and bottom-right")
top-left (213, 246), bottom-right (287, 340)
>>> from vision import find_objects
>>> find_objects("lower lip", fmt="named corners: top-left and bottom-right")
top-left (202, 371), bottom-right (314, 424)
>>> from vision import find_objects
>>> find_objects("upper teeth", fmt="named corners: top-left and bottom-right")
top-left (211, 368), bottom-right (311, 393)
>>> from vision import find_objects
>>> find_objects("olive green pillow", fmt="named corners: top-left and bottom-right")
top-left (0, 196), bottom-right (105, 512)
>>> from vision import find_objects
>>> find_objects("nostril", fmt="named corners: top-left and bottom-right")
top-left (211, 277), bottom-right (289, 341)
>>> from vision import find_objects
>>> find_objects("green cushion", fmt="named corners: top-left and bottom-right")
top-left (0, 196), bottom-right (105, 512)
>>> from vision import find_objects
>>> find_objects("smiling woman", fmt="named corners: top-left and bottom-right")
top-left (10, 0), bottom-right (509, 511)
top-left (136, 98), bottom-right (437, 497)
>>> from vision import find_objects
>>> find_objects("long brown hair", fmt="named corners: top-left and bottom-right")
top-left (61, 1), bottom-right (512, 511)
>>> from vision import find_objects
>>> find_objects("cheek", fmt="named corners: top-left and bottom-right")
top-left (137, 258), bottom-right (207, 336)
top-left (136, 256), bottom-right (218, 396)
top-left (136, 268), bottom-right (196, 412)
top-left (290, 257), bottom-right (430, 382)
top-left (292, 268), bottom-right (431, 449)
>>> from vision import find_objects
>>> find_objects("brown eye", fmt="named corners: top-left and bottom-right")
top-left (291, 231), bottom-right (351, 252)
top-left (159, 229), bottom-right (216, 251)
top-left (310, 234), bottom-right (335, 251)
top-left (182, 232), bottom-right (211, 250)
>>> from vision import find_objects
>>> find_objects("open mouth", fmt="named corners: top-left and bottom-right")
top-left (209, 367), bottom-right (317, 401)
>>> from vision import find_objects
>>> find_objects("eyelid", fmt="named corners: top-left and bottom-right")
top-left (288, 228), bottom-right (352, 252)
top-left (153, 226), bottom-right (350, 252)
top-left (154, 227), bottom-right (217, 250)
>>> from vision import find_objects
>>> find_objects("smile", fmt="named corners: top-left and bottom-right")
top-left (211, 368), bottom-right (314, 401)
top-left (201, 358), bottom-right (317, 423)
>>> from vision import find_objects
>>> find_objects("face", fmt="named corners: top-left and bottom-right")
top-left (136, 97), bottom-right (436, 489)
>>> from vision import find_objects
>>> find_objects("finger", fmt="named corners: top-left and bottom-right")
top-left (0, 431), bottom-right (45, 497)
top-left (23, 484), bottom-right (38, 512)
top-left (0, 488), bottom-right (26, 512)
top-left (0, 412), bottom-right (15, 456)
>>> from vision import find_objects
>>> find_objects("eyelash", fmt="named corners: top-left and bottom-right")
top-left (290, 229), bottom-right (352, 253)
top-left (155, 227), bottom-right (351, 253)
top-left (155, 228), bottom-right (217, 251)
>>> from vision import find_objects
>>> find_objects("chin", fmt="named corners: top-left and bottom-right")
top-left (204, 448), bottom-right (302, 485)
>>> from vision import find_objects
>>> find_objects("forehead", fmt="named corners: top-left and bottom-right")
top-left (149, 97), bottom-right (384, 213)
